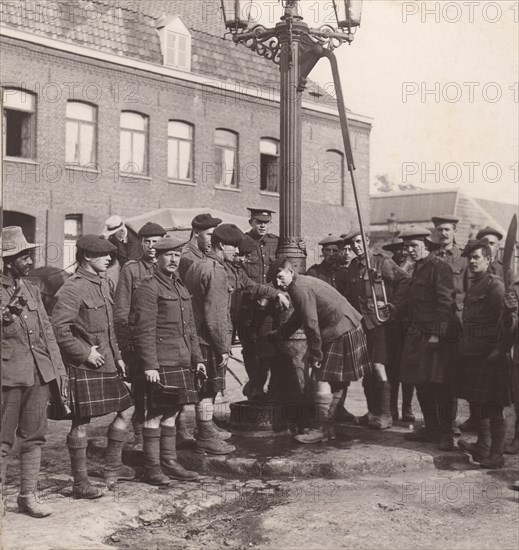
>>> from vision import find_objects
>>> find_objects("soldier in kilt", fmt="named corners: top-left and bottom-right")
top-left (456, 240), bottom-right (512, 468)
top-left (132, 236), bottom-right (203, 485)
top-left (51, 236), bottom-right (134, 499)
top-left (268, 257), bottom-right (371, 444)
top-left (114, 222), bottom-right (167, 448)
top-left (399, 227), bottom-right (458, 452)
top-left (185, 224), bottom-right (289, 454)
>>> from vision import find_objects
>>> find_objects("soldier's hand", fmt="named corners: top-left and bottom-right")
top-left (196, 363), bottom-right (207, 377)
top-left (145, 369), bottom-right (160, 383)
top-left (116, 359), bottom-right (127, 379)
top-left (276, 293), bottom-right (290, 310)
top-left (504, 290), bottom-right (518, 313)
top-left (86, 346), bottom-right (105, 369)
top-left (59, 375), bottom-right (68, 400)
top-left (427, 335), bottom-right (440, 348)
top-left (217, 353), bottom-right (229, 368)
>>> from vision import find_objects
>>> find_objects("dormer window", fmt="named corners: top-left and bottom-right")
top-left (156, 16), bottom-right (192, 71)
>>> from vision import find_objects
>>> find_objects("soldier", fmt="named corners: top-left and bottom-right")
top-left (503, 281), bottom-right (519, 455)
top-left (456, 240), bottom-right (511, 468)
top-left (52, 235), bottom-right (135, 499)
top-left (185, 224), bottom-right (289, 454)
top-left (178, 213), bottom-right (222, 283)
top-left (476, 226), bottom-right (504, 278)
top-left (267, 256), bottom-right (371, 444)
top-left (306, 235), bottom-right (348, 295)
top-left (338, 238), bottom-right (356, 269)
top-left (1, 227), bottom-right (67, 518)
top-left (382, 239), bottom-right (416, 422)
top-left (343, 230), bottom-right (409, 429)
top-left (132, 236), bottom-right (203, 485)
top-left (399, 227), bottom-right (458, 451)
top-left (238, 207), bottom-right (280, 401)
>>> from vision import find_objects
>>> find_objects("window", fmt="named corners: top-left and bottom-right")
top-left (64, 214), bottom-right (83, 272)
top-left (156, 16), bottom-right (192, 71)
top-left (66, 102), bottom-right (97, 165)
top-left (168, 121), bottom-right (193, 181)
top-left (120, 111), bottom-right (148, 175)
top-left (3, 88), bottom-right (36, 159)
top-left (215, 129), bottom-right (238, 188)
top-left (322, 150), bottom-right (344, 205)
top-left (260, 138), bottom-right (280, 193)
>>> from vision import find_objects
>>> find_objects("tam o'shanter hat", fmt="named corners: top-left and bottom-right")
top-left (431, 214), bottom-right (459, 227)
top-left (461, 239), bottom-right (490, 257)
top-left (266, 255), bottom-right (289, 284)
top-left (103, 215), bottom-right (125, 237)
top-left (76, 235), bottom-right (117, 255)
top-left (399, 226), bottom-right (439, 248)
top-left (476, 226), bottom-right (503, 241)
top-left (137, 222), bottom-right (167, 239)
top-left (2, 226), bottom-right (39, 258)
top-left (191, 213), bottom-right (222, 231)
top-left (319, 235), bottom-right (343, 247)
top-left (153, 235), bottom-right (186, 252)
top-left (213, 224), bottom-right (245, 247)
top-left (247, 207), bottom-right (275, 222)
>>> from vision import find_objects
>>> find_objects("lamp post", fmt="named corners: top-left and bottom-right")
top-left (221, 0), bottom-right (363, 272)
top-left (387, 213), bottom-right (399, 243)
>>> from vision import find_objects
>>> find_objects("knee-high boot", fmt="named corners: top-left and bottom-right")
top-left (67, 435), bottom-right (103, 499)
top-left (480, 418), bottom-right (507, 469)
top-left (103, 426), bottom-right (135, 487)
top-left (142, 428), bottom-right (170, 486)
top-left (160, 426), bottom-right (199, 481)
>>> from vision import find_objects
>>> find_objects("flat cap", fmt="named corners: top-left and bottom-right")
top-left (191, 213), bottom-right (222, 231)
top-left (382, 239), bottom-right (405, 253)
top-left (153, 235), bottom-right (186, 252)
top-left (266, 255), bottom-right (289, 284)
top-left (248, 207), bottom-right (275, 222)
top-left (431, 214), bottom-right (459, 226)
top-left (319, 235), bottom-right (343, 246)
top-left (461, 239), bottom-right (488, 257)
top-left (137, 222), bottom-right (167, 238)
top-left (398, 226), bottom-right (439, 249)
top-left (213, 224), bottom-right (245, 247)
top-left (77, 235), bottom-right (117, 254)
top-left (476, 226), bottom-right (503, 240)
top-left (342, 228), bottom-right (365, 243)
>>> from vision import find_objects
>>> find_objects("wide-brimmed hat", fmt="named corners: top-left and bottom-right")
top-left (382, 239), bottom-right (405, 253)
top-left (103, 215), bottom-right (125, 237)
top-left (2, 226), bottom-right (40, 258)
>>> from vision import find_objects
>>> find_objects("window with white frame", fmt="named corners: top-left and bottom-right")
top-left (215, 129), bottom-right (238, 188)
top-left (260, 138), bottom-right (279, 193)
top-left (64, 214), bottom-right (83, 272)
top-left (120, 111), bottom-right (148, 175)
top-left (156, 16), bottom-right (192, 71)
top-left (168, 121), bottom-right (194, 181)
top-left (66, 102), bottom-right (97, 165)
top-left (3, 88), bottom-right (36, 159)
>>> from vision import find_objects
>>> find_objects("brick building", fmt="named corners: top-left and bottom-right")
top-left (1, 0), bottom-right (372, 267)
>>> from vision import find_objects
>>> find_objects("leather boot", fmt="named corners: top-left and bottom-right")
top-left (294, 398), bottom-right (331, 444)
top-left (369, 381), bottom-right (393, 429)
top-left (460, 402), bottom-right (476, 432)
top-left (212, 418), bottom-right (232, 440)
top-left (389, 382), bottom-right (399, 421)
top-left (67, 435), bottom-right (104, 499)
top-left (142, 428), bottom-right (171, 486)
top-left (103, 426), bottom-right (135, 487)
top-left (504, 408), bottom-right (519, 454)
top-left (195, 420), bottom-right (235, 455)
top-left (480, 418), bottom-right (506, 469)
top-left (176, 409), bottom-right (196, 449)
top-left (160, 426), bottom-right (199, 481)
top-left (361, 374), bottom-right (376, 424)
top-left (18, 447), bottom-right (52, 517)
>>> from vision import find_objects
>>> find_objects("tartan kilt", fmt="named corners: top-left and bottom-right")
top-left (456, 354), bottom-right (513, 407)
top-left (365, 323), bottom-right (388, 365)
top-left (68, 368), bottom-right (133, 419)
top-left (200, 344), bottom-right (226, 393)
top-left (134, 365), bottom-right (198, 420)
top-left (315, 324), bottom-right (371, 384)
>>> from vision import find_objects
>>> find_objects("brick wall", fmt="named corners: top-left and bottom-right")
top-left (1, 37), bottom-right (371, 267)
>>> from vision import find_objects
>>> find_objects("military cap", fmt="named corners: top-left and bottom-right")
top-left (247, 207), bottom-right (275, 222)
top-left (476, 226), bottom-right (503, 241)
top-left (77, 235), bottom-right (117, 254)
top-left (461, 239), bottom-right (490, 257)
top-left (2, 226), bottom-right (39, 258)
top-left (319, 235), bottom-right (343, 247)
top-left (342, 228), bottom-right (366, 243)
top-left (137, 222), bottom-right (167, 238)
top-left (382, 239), bottom-right (405, 253)
top-left (266, 255), bottom-right (289, 284)
top-left (399, 226), bottom-right (439, 248)
top-left (153, 235), bottom-right (186, 252)
top-left (103, 214), bottom-right (125, 236)
top-left (191, 213), bottom-right (222, 231)
top-left (213, 224), bottom-right (245, 247)
top-left (431, 214), bottom-right (459, 227)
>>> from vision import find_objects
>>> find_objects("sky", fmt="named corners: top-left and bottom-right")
top-left (255, 0), bottom-right (519, 204)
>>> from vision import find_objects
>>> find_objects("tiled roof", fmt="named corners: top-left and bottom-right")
top-left (474, 198), bottom-right (518, 231)
top-left (2, 0), bottom-right (337, 107)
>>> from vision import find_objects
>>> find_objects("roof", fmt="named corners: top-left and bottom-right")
top-left (370, 190), bottom-right (459, 225)
top-left (474, 198), bottom-right (519, 230)
top-left (2, 0), bottom-right (337, 107)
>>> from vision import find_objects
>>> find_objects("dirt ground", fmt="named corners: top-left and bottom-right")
top-left (2, 354), bottom-right (519, 549)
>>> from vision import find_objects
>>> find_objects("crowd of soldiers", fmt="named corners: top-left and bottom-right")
top-left (1, 207), bottom-right (518, 518)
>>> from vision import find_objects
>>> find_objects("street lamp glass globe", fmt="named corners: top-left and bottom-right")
top-left (220, 0), bottom-right (253, 31)
top-left (333, 0), bottom-right (363, 30)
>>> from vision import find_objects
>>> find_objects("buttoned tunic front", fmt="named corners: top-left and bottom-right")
top-left (306, 262), bottom-right (348, 295)
top-left (241, 232), bottom-right (279, 284)
top-left (51, 267), bottom-right (121, 373)
top-left (2, 275), bottom-right (65, 387)
top-left (178, 240), bottom-right (205, 283)
top-left (431, 244), bottom-right (467, 314)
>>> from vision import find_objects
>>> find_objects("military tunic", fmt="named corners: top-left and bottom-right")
top-left (306, 262), bottom-right (348, 295)
top-left (178, 239), bottom-right (205, 283)
top-left (431, 244), bottom-right (467, 317)
top-left (240, 232), bottom-right (279, 284)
